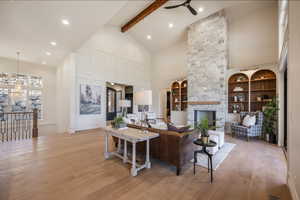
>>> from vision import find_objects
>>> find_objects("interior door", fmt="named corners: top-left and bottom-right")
top-left (125, 86), bottom-right (133, 114)
top-left (284, 68), bottom-right (288, 150)
top-left (107, 87), bottom-right (116, 121)
top-left (166, 91), bottom-right (171, 120)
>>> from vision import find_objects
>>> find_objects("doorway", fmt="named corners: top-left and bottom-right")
top-left (284, 68), bottom-right (288, 150)
top-left (166, 91), bottom-right (171, 120)
top-left (106, 82), bottom-right (133, 121)
top-left (106, 87), bottom-right (116, 121)
top-left (125, 86), bottom-right (133, 114)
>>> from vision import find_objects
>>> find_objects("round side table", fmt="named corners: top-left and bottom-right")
top-left (193, 139), bottom-right (217, 183)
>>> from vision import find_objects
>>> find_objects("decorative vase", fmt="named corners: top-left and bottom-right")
top-left (265, 133), bottom-right (270, 142)
top-left (202, 136), bottom-right (209, 144)
top-left (270, 134), bottom-right (277, 144)
top-left (112, 122), bottom-right (126, 129)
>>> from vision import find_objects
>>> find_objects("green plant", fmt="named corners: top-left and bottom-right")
top-left (195, 117), bottom-right (217, 137)
top-left (263, 98), bottom-right (279, 140)
top-left (113, 116), bottom-right (124, 126)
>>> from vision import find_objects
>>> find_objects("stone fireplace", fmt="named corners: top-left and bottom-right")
top-left (187, 11), bottom-right (228, 130)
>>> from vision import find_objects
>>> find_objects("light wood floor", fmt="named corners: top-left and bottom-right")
top-left (0, 130), bottom-right (292, 200)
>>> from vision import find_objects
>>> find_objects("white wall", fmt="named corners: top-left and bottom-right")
top-left (151, 5), bottom-right (279, 116)
top-left (56, 54), bottom-right (76, 133)
top-left (288, 2), bottom-right (300, 200)
top-left (151, 41), bottom-right (187, 116)
top-left (0, 57), bottom-right (57, 135)
top-left (68, 25), bottom-right (151, 131)
top-left (227, 4), bottom-right (278, 68)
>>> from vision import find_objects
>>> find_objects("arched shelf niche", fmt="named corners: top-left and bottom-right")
top-left (250, 69), bottom-right (276, 112)
top-left (228, 73), bottom-right (249, 113)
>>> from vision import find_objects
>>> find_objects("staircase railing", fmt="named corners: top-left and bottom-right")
top-left (0, 109), bottom-right (38, 142)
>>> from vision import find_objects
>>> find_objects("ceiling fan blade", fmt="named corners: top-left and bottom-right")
top-left (187, 4), bottom-right (197, 15)
top-left (186, 0), bottom-right (192, 3)
top-left (164, 4), bottom-right (183, 9)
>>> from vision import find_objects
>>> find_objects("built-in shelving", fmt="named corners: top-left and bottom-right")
top-left (250, 70), bottom-right (276, 112)
top-left (228, 70), bottom-right (277, 113)
top-left (228, 73), bottom-right (249, 113)
top-left (171, 80), bottom-right (188, 111)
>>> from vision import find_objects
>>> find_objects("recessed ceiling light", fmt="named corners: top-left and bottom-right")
top-left (45, 52), bottom-right (51, 56)
top-left (147, 35), bottom-right (152, 40)
top-left (61, 19), bottom-right (70, 26)
top-left (168, 23), bottom-right (174, 28)
top-left (42, 61), bottom-right (47, 65)
top-left (198, 7), bottom-right (204, 12)
top-left (111, 82), bottom-right (115, 85)
top-left (50, 41), bottom-right (57, 46)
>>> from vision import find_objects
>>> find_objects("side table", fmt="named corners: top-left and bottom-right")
top-left (193, 139), bottom-right (217, 183)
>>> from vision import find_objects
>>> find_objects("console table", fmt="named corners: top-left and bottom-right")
top-left (103, 127), bottom-right (159, 176)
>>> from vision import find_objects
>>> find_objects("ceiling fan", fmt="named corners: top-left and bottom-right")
top-left (164, 0), bottom-right (198, 15)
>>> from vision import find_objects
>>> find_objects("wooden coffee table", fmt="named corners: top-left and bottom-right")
top-left (103, 127), bottom-right (159, 176)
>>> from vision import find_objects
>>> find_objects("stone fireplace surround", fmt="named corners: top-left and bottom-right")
top-left (187, 11), bottom-right (227, 130)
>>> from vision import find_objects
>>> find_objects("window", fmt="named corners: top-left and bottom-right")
top-left (0, 73), bottom-right (43, 118)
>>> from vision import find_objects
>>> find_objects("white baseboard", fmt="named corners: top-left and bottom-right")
top-left (288, 172), bottom-right (300, 200)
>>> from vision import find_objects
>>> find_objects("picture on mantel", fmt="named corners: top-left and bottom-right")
top-left (80, 84), bottom-right (101, 115)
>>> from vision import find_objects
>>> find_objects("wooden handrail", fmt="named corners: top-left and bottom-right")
top-left (32, 109), bottom-right (38, 138)
top-left (0, 111), bottom-right (34, 114)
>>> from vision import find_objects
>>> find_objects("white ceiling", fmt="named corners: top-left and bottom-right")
top-left (0, 1), bottom-right (127, 66)
top-left (0, 0), bottom-right (277, 66)
top-left (109, 1), bottom-right (257, 53)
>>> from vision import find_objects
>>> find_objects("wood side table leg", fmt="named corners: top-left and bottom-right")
top-left (104, 133), bottom-right (110, 159)
top-left (123, 140), bottom-right (127, 163)
top-left (117, 138), bottom-right (121, 153)
top-left (131, 142), bottom-right (137, 176)
top-left (146, 138), bottom-right (151, 168)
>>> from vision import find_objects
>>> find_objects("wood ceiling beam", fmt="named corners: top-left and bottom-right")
top-left (121, 0), bottom-right (169, 33)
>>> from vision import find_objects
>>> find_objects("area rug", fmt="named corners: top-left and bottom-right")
top-left (191, 143), bottom-right (236, 170)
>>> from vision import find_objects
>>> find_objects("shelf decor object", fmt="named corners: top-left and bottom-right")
top-left (228, 70), bottom-right (276, 113)
top-left (228, 73), bottom-right (249, 113)
top-left (171, 80), bottom-right (188, 111)
top-left (250, 70), bottom-right (276, 112)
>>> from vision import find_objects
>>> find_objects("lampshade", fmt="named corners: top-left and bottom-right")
top-left (120, 99), bottom-right (131, 107)
top-left (134, 90), bottom-right (152, 106)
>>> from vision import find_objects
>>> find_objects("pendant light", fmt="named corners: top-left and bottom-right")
top-left (14, 52), bottom-right (22, 93)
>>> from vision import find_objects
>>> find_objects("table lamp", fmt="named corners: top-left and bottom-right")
top-left (134, 90), bottom-right (152, 130)
top-left (120, 99), bottom-right (131, 117)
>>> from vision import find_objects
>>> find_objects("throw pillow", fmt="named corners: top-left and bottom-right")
top-left (242, 115), bottom-right (256, 127)
top-left (167, 123), bottom-right (191, 133)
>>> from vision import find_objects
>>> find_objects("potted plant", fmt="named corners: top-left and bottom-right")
top-left (263, 98), bottom-right (279, 144)
top-left (112, 116), bottom-right (126, 129)
top-left (195, 117), bottom-right (217, 144)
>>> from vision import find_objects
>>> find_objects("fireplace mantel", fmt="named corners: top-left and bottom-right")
top-left (188, 101), bottom-right (221, 105)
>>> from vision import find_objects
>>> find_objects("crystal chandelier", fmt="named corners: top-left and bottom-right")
top-left (14, 52), bottom-right (22, 94)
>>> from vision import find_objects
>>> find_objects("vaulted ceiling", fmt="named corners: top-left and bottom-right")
top-left (109, 0), bottom-right (241, 52)
top-left (0, 0), bottom-right (276, 66)
top-left (0, 1), bottom-right (127, 66)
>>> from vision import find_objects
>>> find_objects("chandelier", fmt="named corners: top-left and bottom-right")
top-left (13, 52), bottom-right (23, 95)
